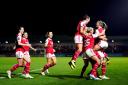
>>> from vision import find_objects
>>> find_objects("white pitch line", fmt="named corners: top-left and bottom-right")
top-left (0, 77), bottom-right (6, 79)
top-left (30, 68), bottom-right (42, 72)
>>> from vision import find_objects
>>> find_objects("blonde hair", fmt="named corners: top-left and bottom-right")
top-left (97, 20), bottom-right (107, 29)
top-left (86, 27), bottom-right (93, 33)
top-left (23, 32), bottom-right (28, 37)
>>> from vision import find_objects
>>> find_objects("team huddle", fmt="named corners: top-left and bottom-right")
top-left (6, 15), bottom-right (110, 80)
top-left (68, 15), bottom-right (110, 80)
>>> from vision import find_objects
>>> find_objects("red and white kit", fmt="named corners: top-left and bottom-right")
top-left (96, 26), bottom-right (108, 49)
top-left (45, 38), bottom-right (55, 58)
top-left (95, 50), bottom-right (108, 59)
top-left (15, 33), bottom-right (25, 58)
top-left (21, 37), bottom-right (32, 75)
top-left (21, 37), bottom-right (30, 59)
top-left (74, 20), bottom-right (87, 44)
top-left (83, 34), bottom-right (98, 59)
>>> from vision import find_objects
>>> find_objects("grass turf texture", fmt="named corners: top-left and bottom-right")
top-left (0, 57), bottom-right (128, 85)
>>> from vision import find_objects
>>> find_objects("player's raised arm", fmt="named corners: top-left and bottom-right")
top-left (80, 16), bottom-right (90, 36)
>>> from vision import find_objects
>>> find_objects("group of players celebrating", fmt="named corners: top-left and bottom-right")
top-left (6, 15), bottom-right (109, 80)
top-left (68, 15), bottom-right (110, 80)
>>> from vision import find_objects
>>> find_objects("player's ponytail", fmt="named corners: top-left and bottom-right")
top-left (45, 32), bottom-right (51, 38)
top-left (102, 21), bottom-right (108, 30)
top-left (45, 32), bottom-right (49, 38)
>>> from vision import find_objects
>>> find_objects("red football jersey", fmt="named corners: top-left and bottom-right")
top-left (98, 26), bottom-right (104, 33)
top-left (45, 38), bottom-right (54, 54)
top-left (95, 26), bottom-right (105, 35)
top-left (83, 35), bottom-right (95, 50)
top-left (21, 37), bottom-right (30, 51)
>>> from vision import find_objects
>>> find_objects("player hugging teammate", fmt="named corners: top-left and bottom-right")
top-left (68, 15), bottom-right (110, 80)
top-left (5, 15), bottom-right (110, 80)
top-left (81, 21), bottom-right (110, 80)
top-left (7, 27), bottom-right (36, 79)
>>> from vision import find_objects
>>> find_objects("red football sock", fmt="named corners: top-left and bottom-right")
top-left (10, 64), bottom-right (19, 72)
top-left (42, 63), bottom-right (52, 72)
top-left (72, 50), bottom-right (81, 61)
top-left (90, 63), bottom-right (99, 77)
top-left (101, 62), bottom-right (106, 75)
top-left (22, 62), bottom-right (30, 74)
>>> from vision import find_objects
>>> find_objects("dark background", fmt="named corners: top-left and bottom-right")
top-left (0, 0), bottom-right (128, 43)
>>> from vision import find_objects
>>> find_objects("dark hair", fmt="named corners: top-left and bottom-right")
top-left (45, 32), bottom-right (52, 38)
top-left (83, 14), bottom-right (90, 20)
top-left (17, 26), bottom-right (24, 31)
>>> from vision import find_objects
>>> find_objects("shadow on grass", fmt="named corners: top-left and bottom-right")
top-left (0, 72), bottom-right (30, 79)
top-left (29, 72), bottom-right (87, 80)
top-left (0, 72), bottom-right (18, 79)
top-left (47, 74), bottom-right (82, 79)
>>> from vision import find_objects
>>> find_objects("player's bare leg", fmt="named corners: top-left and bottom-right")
top-left (91, 55), bottom-right (100, 65)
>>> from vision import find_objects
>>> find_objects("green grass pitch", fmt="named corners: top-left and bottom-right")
top-left (0, 57), bottom-right (128, 85)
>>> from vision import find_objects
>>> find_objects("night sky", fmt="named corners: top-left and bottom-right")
top-left (0, 0), bottom-right (128, 42)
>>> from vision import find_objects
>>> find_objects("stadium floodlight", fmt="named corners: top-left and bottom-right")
top-left (112, 40), bottom-right (114, 43)
top-left (5, 41), bottom-right (8, 44)
top-left (57, 40), bottom-right (60, 43)
top-left (40, 41), bottom-right (42, 43)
